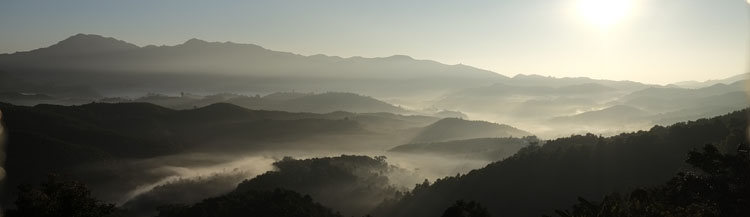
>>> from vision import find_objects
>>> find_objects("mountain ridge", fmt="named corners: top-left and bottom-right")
top-left (0, 34), bottom-right (507, 98)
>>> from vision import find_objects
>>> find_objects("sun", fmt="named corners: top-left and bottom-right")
top-left (578, 0), bottom-right (632, 28)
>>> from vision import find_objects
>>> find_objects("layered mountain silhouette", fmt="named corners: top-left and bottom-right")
top-left (550, 105), bottom-right (651, 125)
top-left (0, 102), bottom-right (443, 205)
top-left (119, 91), bottom-right (408, 114)
top-left (618, 80), bottom-right (747, 113)
top-left (671, 72), bottom-right (749, 89)
top-left (433, 75), bottom-right (747, 137)
top-left (0, 34), bottom-right (504, 98)
top-left (1, 34), bottom-right (745, 138)
top-left (375, 109), bottom-right (748, 217)
top-left (389, 137), bottom-right (539, 161)
top-left (410, 118), bottom-right (532, 143)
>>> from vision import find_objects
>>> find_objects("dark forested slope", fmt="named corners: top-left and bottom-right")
top-left (234, 155), bottom-right (402, 217)
top-left (411, 118), bottom-right (532, 143)
top-left (154, 189), bottom-right (344, 217)
top-left (0, 102), bottom-right (434, 207)
top-left (376, 109), bottom-right (748, 217)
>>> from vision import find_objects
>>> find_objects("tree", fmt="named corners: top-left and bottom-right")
top-left (441, 200), bottom-right (491, 217)
top-left (154, 188), bottom-right (344, 217)
top-left (548, 144), bottom-right (750, 217)
top-left (6, 175), bottom-right (116, 217)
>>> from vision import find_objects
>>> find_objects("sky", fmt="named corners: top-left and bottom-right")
top-left (0, 0), bottom-right (748, 84)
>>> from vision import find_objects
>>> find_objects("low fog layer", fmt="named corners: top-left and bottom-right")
top-left (0, 102), bottom-right (518, 216)
top-left (1, 34), bottom-right (748, 138)
top-left (0, 34), bottom-right (748, 217)
top-left (80, 149), bottom-right (495, 216)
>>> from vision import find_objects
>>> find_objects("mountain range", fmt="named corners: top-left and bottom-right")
top-left (0, 101), bottom-right (529, 207)
top-left (0, 34), bottom-right (503, 99)
top-left (0, 34), bottom-right (747, 139)
top-left (111, 92), bottom-right (409, 114)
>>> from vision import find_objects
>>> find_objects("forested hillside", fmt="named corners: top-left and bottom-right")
top-left (375, 109), bottom-right (747, 217)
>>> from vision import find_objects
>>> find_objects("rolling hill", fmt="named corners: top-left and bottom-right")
top-left (389, 137), bottom-right (538, 161)
top-left (410, 118), bottom-right (532, 143)
top-left (124, 92), bottom-right (408, 114)
top-left (0, 102), bottom-right (439, 206)
top-left (375, 109), bottom-right (748, 217)
top-left (549, 105), bottom-right (652, 126)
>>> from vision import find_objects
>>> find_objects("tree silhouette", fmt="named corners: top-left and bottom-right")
top-left (441, 200), bottom-right (491, 217)
top-left (548, 144), bottom-right (750, 217)
top-left (154, 188), bottom-right (344, 217)
top-left (5, 175), bottom-right (115, 217)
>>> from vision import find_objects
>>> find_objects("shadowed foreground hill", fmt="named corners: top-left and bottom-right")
top-left (411, 118), bottom-right (532, 143)
top-left (155, 189), bottom-right (344, 217)
top-left (548, 144), bottom-right (750, 217)
top-left (0, 102), bottom-right (436, 206)
top-left (375, 109), bottom-right (747, 217)
top-left (234, 155), bottom-right (402, 217)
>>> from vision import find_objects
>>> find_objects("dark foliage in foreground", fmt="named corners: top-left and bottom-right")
top-left (235, 155), bottom-right (400, 217)
top-left (441, 200), bottom-right (492, 217)
top-left (375, 109), bottom-right (747, 217)
top-left (5, 175), bottom-right (116, 217)
top-left (0, 102), bottom-right (378, 205)
top-left (154, 189), bottom-right (343, 217)
top-left (549, 144), bottom-right (750, 217)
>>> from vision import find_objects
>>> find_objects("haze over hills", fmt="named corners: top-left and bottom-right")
top-left (672, 73), bottom-right (749, 89)
top-left (3, 0), bottom-right (750, 216)
top-left (410, 118), bottom-right (532, 143)
top-left (0, 101), bottom-right (523, 209)
top-left (0, 34), bottom-right (746, 138)
top-left (375, 109), bottom-right (748, 217)
top-left (0, 34), bottom-right (505, 99)
top-left (549, 105), bottom-right (651, 126)
top-left (0, 33), bottom-right (748, 217)
top-left (433, 75), bottom-right (748, 137)
top-left (389, 137), bottom-right (539, 161)
top-left (109, 91), bottom-right (410, 114)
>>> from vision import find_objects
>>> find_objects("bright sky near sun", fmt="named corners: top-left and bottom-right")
top-left (0, 0), bottom-right (747, 84)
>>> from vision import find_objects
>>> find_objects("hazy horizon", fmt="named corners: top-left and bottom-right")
top-left (1, 32), bottom-right (748, 86)
top-left (1, 0), bottom-right (748, 84)
top-left (1, 1), bottom-right (749, 217)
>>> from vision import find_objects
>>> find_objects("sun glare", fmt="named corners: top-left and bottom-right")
top-left (578, 0), bottom-right (632, 28)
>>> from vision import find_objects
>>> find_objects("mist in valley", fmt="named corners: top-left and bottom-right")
top-left (1, 1), bottom-right (750, 217)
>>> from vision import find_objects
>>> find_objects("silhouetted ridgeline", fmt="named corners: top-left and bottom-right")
top-left (122, 171), bottom-right (253, 217)
top-left (234, 155), bottom-right (401, 217)
top-left (0, 102), bottom-right (438, 206)
top-left (389, 137), bottom-right (539, 161)
top-left (0, 34), bottom-right (504, 98)
top-left (118, 92), bottom-right (410, 114)
top-left (1, 34), bottom-right (747, 138)
top-left (547, 144), bottom-right (750, 217)
top-left (410, 118), bottom-right (532, 143)
top-left (154, 189), bottom-right (344, 217)
top-left (1, 108), bottom-right (747, 217)
top-left (374, 109), bottom-right (748, 217)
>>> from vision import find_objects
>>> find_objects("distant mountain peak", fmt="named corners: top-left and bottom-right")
top-left (512, 74), bottom-right (548, 79)
top-left (383, 55), bottom-right (414, 60)
top-left (671, 73), bottom-right (750, 89)
top-left (183, 38), bottom-right (210, 45)
top-left (43, 33), bottom-right (139, 54)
